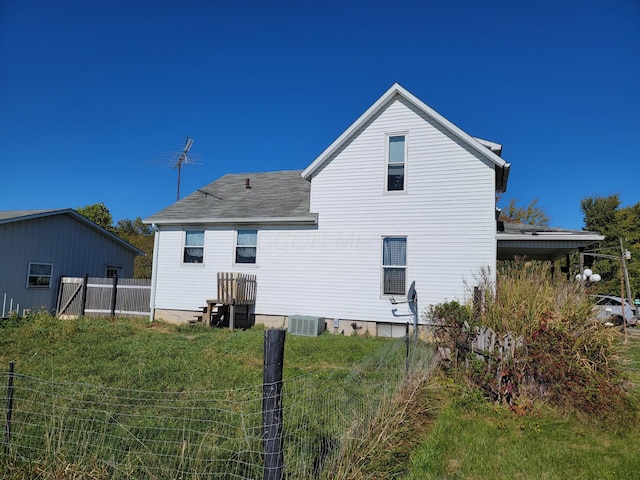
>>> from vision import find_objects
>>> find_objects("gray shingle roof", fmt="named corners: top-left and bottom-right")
top-left (0, 209), bottom-right (65, 222)
top-left (145, 170), bottom-right (314, 225)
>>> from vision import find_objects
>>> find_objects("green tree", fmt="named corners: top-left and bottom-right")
top-left (499, 197), bottom-right (550, 226)
top-left (76, 202), bottom-right (115, 232)
top-left (581, 194), bottom-right (639, 300)
top-left (115, 217), bottom-right (154, 279)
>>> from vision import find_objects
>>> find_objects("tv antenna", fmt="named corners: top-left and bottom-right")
top-left (144, 136), bottom-right (202, 201)
top-left (174, 137), bottom-right (194, 201)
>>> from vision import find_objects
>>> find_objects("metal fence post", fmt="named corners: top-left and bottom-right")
top-left (263, 329), bottom-right (285, 480)
top-left (80, 274), bottom-right (89, 317)
top-left (405, 323), bottom-right (410, 374)
top-left (110, 275), bottom-right (119, 319)
top-left (4, 361), bottom-right (14, 447)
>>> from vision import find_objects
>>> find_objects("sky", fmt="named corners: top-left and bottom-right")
top-left (1, 0), bottom-right (638, 230)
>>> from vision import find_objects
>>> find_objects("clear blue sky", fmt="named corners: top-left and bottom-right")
top-left (1, 0), bottom-right (638, 230)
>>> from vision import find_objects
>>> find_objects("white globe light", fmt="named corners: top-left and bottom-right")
top-left (583, 269), bottom-right (593, 277)
top-left (590, 274), bottom-right (601, 283)
top-left (575, 274), bottom-right (583, 281)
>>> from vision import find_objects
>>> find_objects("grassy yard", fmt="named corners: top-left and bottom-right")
top-left (0, 313), bottom-right (390, 389)
top-left (1, 313), bottom-right (639, 479)
top-left (0, 313), bottom-right (412, 479)
top-left (403, 334), bottom-right (640, 480)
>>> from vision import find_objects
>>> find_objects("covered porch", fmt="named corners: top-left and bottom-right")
top-left (497, 222), bottom-right (604, 277)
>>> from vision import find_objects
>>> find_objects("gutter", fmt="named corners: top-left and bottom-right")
top-left (143, 215), bottom-right (318, 227)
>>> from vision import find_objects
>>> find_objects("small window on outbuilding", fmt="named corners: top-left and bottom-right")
top-left (106, 265), bottom-right (122, 278)
top-left (27, 262), bottom-right (53, 289)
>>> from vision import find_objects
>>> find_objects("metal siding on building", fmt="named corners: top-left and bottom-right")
top-left (0, 213), bottom-right (136, 314)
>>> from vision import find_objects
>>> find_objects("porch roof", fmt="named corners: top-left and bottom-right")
top-left (497, 222), bottom-right (604, 261)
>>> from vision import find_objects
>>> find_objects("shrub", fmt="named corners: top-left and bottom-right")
top-left (432, 262), bottom-right (635, 420)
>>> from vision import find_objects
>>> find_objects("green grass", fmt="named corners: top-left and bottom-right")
top-left (0, 313), bottom-right (406, 479)
top-left (0, 313), bottom-right (389, 389)
top-left (403, 335), bottom-right (640, 480)
top-left (2, 313), bottom-right (639, 479)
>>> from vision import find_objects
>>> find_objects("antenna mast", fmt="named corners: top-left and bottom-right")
top-left (174, 137), bottom-right (194, 201)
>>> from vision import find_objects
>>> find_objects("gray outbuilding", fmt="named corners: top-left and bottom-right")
top-left (0, 209), bottom-right (143, 316)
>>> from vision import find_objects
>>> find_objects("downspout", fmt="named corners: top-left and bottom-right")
top-left (149, 223), bottom-right (160, 322)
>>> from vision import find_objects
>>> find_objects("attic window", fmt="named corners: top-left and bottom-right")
top-left (386, 135), bottom-right (406, 192)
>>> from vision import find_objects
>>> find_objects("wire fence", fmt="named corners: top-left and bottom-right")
top-left (2, 333), bottom-right (436, 479)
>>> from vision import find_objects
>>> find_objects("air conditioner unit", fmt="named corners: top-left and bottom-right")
top-left (287, 315), bottom-right (326, 337)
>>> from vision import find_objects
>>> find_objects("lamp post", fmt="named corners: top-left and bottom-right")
top-left (575, 268), bottom-right (601, 287)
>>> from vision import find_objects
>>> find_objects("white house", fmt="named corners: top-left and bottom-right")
top-left (0, 209), bottom-right (143, 316)
top-left (144, 83), bottom-right (602, 335)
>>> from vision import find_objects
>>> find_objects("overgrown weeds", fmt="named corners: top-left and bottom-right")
top-left (427, 262), bottom-right (638, 422)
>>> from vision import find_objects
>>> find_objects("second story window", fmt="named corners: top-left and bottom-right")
top-left (183, 230), bottom-right (204, 264)
top-left (387, 135), bottom-right (406, 192)
top-left (235, 230), bottom-right (257, 264)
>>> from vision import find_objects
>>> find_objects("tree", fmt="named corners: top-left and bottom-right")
top-left (581, 194), bottom-right (640, 300)
top-left (115, 217), bottom-right (154, 279)
top-left (76, 202), bottom-right (115, 232)
top-left (498, 197), bottom-right (550, 226)
top-left (76, 204), bottom-right (154, 279)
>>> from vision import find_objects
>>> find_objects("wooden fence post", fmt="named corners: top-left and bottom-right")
top-left (263, 329), bottom-right (286, 480)
top-left (4, 361), bottom-right (14, 447)
top-left (110, 275), bottom-right (118, 319)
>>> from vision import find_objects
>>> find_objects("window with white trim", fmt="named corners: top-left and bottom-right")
top-left (382, 237), bottom-right (406, 295)
top-left (27, 262), bottom-right (53, 289)
top-left (386, 135), bottom-right (406, 192)
top-left (235, 230), bottom-right (257, 264)
top-left (183, 230), bottom-right (204, 264)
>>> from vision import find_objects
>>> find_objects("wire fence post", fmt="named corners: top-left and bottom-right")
top-left (263, 329), bottom-right (285, 480)
top-left (4, 360), bottom-right (14, 448)
top-left (405, 323), bottom-right (410, 374)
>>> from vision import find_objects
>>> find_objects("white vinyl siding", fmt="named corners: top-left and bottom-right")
top-left (27, 262), bottom-right (53, 288)
top-left (152, 95), bottom-right (498, 323)
top-left (183, 230), bottom-right (204, 264)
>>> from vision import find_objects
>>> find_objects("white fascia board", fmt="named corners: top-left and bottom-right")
top-left (302, 83), bottom-right (509, 180)
top-left (473, 137), bottom-right (503, 154)
top-left (146, 215), bottom-right (318, 227)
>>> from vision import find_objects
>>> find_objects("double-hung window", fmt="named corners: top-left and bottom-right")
top-left (386, 135), bottom-right (406, 192)
top-left (27, 262), bottom-right (53, 288)
top-left (235, 230), bottom-right (257, 264)
top-left (183, 230), bottom-right (204, 264)
top-left (382, 237), bottom-right (406, 295)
